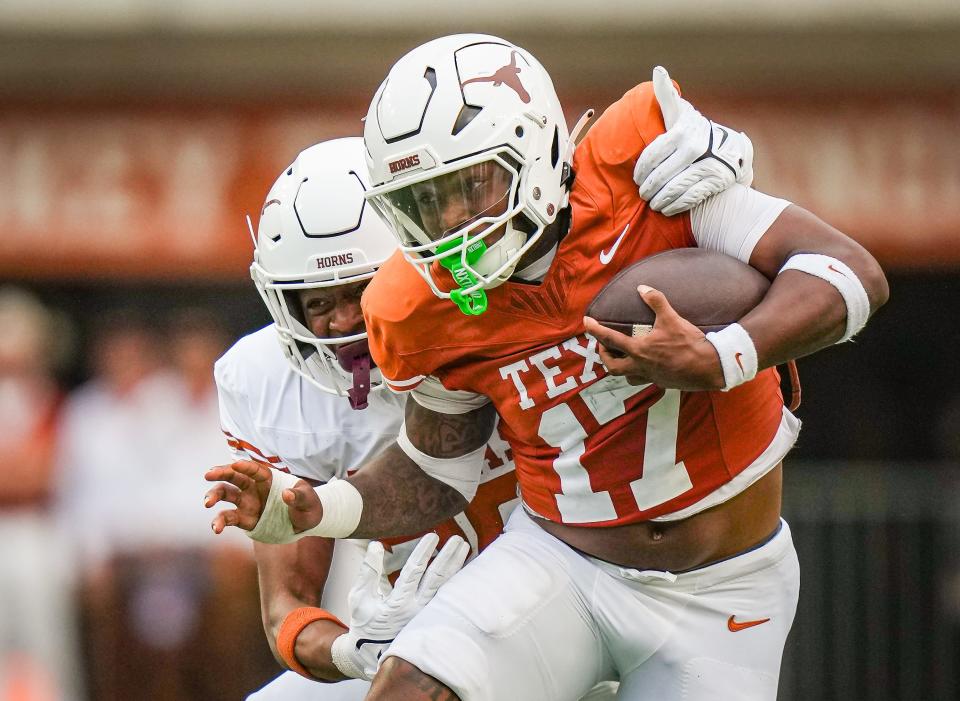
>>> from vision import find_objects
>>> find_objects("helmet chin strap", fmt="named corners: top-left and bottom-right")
top-left (436, 221), bottom-right (530, 316)
top-left (472, 222), bottom-right (526, 284)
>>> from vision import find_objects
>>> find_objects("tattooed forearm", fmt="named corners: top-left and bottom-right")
top-left (347, 401), bottom-right (494, 538)
top-left (367, 657), bottom-right (461, 701)
top-left (414, 673), bottom-right (460, 701)
top-left (404, 399), bottom-right (496, 457)
top-left (349, 444), bottom-right (466, 537)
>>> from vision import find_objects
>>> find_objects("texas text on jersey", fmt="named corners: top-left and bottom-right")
top-left (363, 81), bottom-right (799, 527)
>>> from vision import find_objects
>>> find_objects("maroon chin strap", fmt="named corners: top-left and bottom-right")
top-left (336, 339), bottom-right (374, 410)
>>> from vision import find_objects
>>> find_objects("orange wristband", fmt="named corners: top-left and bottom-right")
top-left (276, 607), bottom-right (347, 679)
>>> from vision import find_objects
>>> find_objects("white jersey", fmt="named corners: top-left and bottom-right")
top-left (216, 324), bottom-right (525, 701)
top-left (214, 324), bottom-right (520, 577)
top-left (215, 325), bottom-right (406, 483)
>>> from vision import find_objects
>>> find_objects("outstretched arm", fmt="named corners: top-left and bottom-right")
top-left (204, 467), bottom-right (350, 680)
top-left (206, 399), bottom-right (496, 541)
top-left (207, 465), bottom-right (471, 681)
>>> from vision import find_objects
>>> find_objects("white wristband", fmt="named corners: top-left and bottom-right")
top-left (330, 632), bottom-right (368, 680)
top-left (778, 253), bottom-right (870, 343)
top-left (245, 471), bottom-right (363, 543)
top-left (300, 478), bottom-right (364, 540)
top-left (704, 323), bottom-right (758, 391)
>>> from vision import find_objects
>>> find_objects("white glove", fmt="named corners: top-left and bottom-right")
top-left (329, 532), bottom-right (470, 680)
top-left (634, 66), bottom-right (754, 216)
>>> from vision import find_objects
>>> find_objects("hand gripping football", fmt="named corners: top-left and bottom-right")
top-left (586, 248), bottom-right (770, 335)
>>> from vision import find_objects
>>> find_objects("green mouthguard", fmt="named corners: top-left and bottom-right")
top-left (436, 238), bottom-right (488, 316)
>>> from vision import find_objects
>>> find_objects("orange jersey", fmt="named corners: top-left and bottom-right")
top-left (364, 81), bottom-right (789, 526)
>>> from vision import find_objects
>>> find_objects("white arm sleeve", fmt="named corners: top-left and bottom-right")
top-left (410, 375), bottom-right (490, 415)
top-left (689, 184), bottom-right (791, 263)
top-left (396, 423), bottom-right (484, 502)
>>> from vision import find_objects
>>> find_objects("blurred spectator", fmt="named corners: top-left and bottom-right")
top-left (54, 310), bottom-right (164, 570)
top-left (153, 309), bottom-right (250, 547)
top-left (0, 287), bottom-right (81, 701)
top-left (53, 309), bottom-right (275, 701)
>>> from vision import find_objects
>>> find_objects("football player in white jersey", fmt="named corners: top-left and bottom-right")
top-left (213, 138), bottom-right (481, 698)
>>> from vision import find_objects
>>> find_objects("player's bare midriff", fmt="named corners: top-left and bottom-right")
top-left (533, 463), bottom-right (783, 572)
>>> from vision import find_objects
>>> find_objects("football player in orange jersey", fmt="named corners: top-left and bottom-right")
top-left (207, 34), bottom-right (888, 701)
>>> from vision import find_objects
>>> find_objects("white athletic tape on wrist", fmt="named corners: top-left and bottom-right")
top-left (246, 468), bottom-right (303, 544)
top-left (330, 632), bottom-right (369, 680)
top-left (778, 253), bottom-right (870, 343)
top-left (704, 322), bottom-right (758, 391)
top-left (396, 423), bottom-right (483, 502)
top-left (245, 471), bottom-right (362, 543)
top-left (300, 478), bottom-right (364, 540)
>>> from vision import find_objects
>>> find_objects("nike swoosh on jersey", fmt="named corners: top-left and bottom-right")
top-left (599, 224), bottom-right (631, 265)
top-left (727, 615), bottom-right (771, 632)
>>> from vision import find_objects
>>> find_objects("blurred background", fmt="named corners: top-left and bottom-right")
top-left (1, 1), bottom-right (958, 699)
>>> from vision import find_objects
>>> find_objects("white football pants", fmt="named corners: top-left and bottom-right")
top-left (386, 507), bottom-right (799, 701)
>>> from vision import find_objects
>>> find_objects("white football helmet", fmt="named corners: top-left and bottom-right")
top-left (364, 34), bottom-right (573, 315)
top-left (250, 137), bottom-right (397, 408)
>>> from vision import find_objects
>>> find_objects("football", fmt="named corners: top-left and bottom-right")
top-left (585, 248), bottom-right (770, 335)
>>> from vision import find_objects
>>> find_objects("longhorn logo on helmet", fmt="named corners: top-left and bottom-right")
top-left (461, 50), bottom-right (531, 104)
